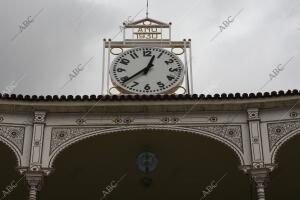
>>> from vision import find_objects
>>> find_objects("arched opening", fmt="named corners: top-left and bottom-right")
top-left (0, 141), bottom-right (26, 199)
top-left (267, 133), bottom-right (300, 199)
top-left (41, 130), bottom-right (250, 199)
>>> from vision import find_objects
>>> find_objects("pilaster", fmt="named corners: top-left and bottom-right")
top-left (247, 108), bottom-right (265, 168)
top-left (29, 111), bottom-right (46, 171)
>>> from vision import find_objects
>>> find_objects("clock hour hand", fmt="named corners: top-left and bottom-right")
top-left (143, 55), bottom-right (155, 75)
top-left (123, 55), bottom-right (156, 83)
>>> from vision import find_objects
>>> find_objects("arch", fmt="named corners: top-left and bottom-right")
top-left (271, 128), bottom-right (300, 163)
top-left (49, 126), bottom-right (245, 168)
top-left (0, 136), bottom-right (22, 166)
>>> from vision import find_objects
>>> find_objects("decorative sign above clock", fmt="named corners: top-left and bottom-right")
top-left (134, 26), bottom-right (161, 40)
top-left (123, 17), bottom-right (171, 41)
top-left (101, 12), bottom-right (193, 95)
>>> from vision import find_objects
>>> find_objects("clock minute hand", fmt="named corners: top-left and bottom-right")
top-left (122, 67), bottom-right (146, 83)
top-left (143, 55), bottom-right (155, 75)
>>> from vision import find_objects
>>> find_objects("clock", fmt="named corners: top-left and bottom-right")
top-left (136, 152), bottom-right (158, 173)
top-left (109, 47), bottom-right (185, 95)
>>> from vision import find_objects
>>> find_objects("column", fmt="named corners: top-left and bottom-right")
top-left (26, 171), bottom-right (43, 200)
top-left (249, 168), bottom-right (269, 200)
top-left (245, 109), bottom-right (275, 200)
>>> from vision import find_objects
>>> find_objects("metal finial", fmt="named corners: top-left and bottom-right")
top-left (146, 0), bottom-right (149, 18)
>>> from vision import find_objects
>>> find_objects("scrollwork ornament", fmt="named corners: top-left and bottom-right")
top-left (268, 120), bottom-right (300, 150)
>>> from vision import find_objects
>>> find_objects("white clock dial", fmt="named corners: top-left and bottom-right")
top-left (110, 47), bottom-right (185, 95)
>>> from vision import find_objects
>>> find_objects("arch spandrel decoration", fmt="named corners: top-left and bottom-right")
top-left (0, 125), bottom-right (25, 166)
top-left (268, 119), bottom-right (300, 163)
top-left (48, 125), bottom-right (245, 168)
top-left (50, 127), bottom-right (111, 153)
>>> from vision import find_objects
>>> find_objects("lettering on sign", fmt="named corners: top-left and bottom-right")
top-left (134, 27), bottom-right (162, 39)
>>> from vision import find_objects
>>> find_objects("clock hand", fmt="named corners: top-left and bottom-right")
top-left (122, 67), bottom-right (146, 83)
top-left (143, 55), bottom-right (155, 75)
top-left (123, 55), bottom-right (156, 83)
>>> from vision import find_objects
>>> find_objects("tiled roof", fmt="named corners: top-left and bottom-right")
top-left (0, 89), bottom-right (299, 101)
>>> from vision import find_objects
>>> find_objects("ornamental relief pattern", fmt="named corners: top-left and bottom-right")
top-left (0, 125), bottom-right (25, 153)
top-left (50, 125), bottom-right (243, 155)
top-left (50, 127), bottom-right (109, 154)
top-left (193, 125), bottom-right (243, 152)
top-left (268, 120), bottom-right (300, 150)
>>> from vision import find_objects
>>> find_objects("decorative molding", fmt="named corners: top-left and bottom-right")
top-left (0, 116), bottom-right (4, 122)
top-left (161, 117), bottom-right (179, 124)
top-left (0, 125), bottom-right (25, 153)
top-left (209, 116), bottom-right (218, 123)
top-left (252, 136), bottom-right (260, 143)
top-left (290, 111), bottom-right (298, 119)
top-left (50, 125), bottom-right (243, 156)
top-left (33, 111), bottom-right (46, 123)
top-left (113, 117), bottom-right (134, 124)
top-left (252, 162), bottom-right (264, 169)
top-left (75, 118), bottom-right (86, 125)
top-left (267, 120), bottom-right (300, 150)
top-left (240, 164), bottom-right (276, 174)
top-left (48, 125), bottom-right (245, 168)
top-left (248, 109), bottom-right (260, 120)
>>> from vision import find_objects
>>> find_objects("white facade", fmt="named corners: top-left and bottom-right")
top-left (0, 92), bottom-right (299, 199)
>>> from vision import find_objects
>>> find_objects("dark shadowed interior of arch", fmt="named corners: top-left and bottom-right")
top-left (267, 134), bottom-right (300, 199)
top-left (41, 130), bottom-right (251, 200)
top-left (0, 142), bottom-right (27, 199)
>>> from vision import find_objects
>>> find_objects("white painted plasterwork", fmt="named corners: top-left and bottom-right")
top-left (46, 124), bottom-right (245, 168)
top-left (0, 100), bottom-right (299, 181)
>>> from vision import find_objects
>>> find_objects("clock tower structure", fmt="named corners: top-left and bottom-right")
top-left (101, 13), bottom-right (193, 95)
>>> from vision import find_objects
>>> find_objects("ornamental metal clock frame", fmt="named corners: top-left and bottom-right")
top-left (101, 16), bottom-right (194, 95)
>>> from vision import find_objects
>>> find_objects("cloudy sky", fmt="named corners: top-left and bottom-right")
top-left (0, 0), bottom-right (299, 96)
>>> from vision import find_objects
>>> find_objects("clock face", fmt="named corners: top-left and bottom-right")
top-left (110, 47), bottom-right (185, 94)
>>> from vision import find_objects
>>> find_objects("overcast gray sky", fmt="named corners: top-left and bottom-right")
top-left (0, 0), bottom-right (299, 96)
